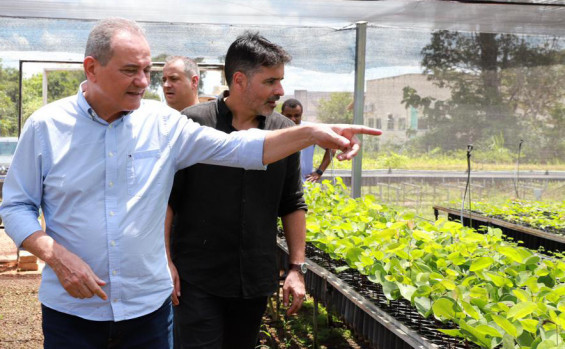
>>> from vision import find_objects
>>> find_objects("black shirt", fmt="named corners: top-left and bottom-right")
top-left (169, 94), bottom-right (307, 298)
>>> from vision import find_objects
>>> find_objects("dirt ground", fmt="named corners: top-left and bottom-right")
top-left (0, 273), bottom-right (43, 349)
top-left (1, 229), bottom-right (43, 348)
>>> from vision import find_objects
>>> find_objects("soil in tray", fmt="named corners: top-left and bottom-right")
top-left (305, 243), bottom-right (481, 349)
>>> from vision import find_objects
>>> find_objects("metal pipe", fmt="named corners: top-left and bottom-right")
top-left (351, 21), bottom-right (367, 198)
top-left (18, 60), bottom-right (23, 137)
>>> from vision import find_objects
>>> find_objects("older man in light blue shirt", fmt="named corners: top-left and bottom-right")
top-left (2, 82), bottom-right (266, 322)
top-left (0, 18), bottom-right (380, 348)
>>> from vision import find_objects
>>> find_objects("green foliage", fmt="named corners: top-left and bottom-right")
top-left (316, 92), bottom-right (353, 124)
top-left (470, 199), bottom-right (565, 233)
top-left (305, 179), bottom-right (565, 348)
top-left (377, 152), bottom-right (409, 169)
top-left (46, 71), bottom-right (85, 103)
top-left (0, 60), bottom-right (19, 136)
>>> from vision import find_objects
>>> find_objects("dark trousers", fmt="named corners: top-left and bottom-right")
top-left (42, 298), bottom-right (173, 349)
top-left (173, 280), bottom-right (268, 349)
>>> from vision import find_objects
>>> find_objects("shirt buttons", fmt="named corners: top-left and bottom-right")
top-left (108, 152), bottom-right (114, 157)
top-left (109, 181), bottom-right (114, 187)
top-left (110, 240), bottom-right (116, 247)
top-left (113, 299), bottom-right (118, 303)
top-left (112, 270), bottom-right (117, 276)
top-left (109, 211), bottom-right (115, 216)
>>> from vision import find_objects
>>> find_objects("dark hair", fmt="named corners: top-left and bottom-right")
top-left (224, 32), bottom-right (291, 86)
top-left (85, 18), bottom-right (145, 66)
top-left (281, 98), bottom-right (303, 112)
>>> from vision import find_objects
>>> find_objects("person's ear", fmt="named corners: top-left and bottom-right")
top-left (84, 56), bottom-right (98, 82)
top-left (233, 72), bottom-right (247, 90)
top-left (191, 75), bottom-right (199, 89)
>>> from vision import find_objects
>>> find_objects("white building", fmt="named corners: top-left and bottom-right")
top-left (364, 74), bottom-right (451, 146)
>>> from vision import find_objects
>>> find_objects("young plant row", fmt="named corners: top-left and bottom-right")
top-left (469, 200), bottom-right (565, 234)
top-left (304, 179), bottom-right (565, 349)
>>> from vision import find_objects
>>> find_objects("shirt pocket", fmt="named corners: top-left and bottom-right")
top-left (127, 149), bottom-right (161, 197)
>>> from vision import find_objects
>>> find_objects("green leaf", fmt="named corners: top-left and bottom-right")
top-left (306, 221), bottom-right (320, 233)
top-left (439, 279), bottom-right (457, 291)
top-left (460, 300), bottom-right (481, 320)
top-left (412, 230), bottom-right (433, 242)
top-left (344, 246), bottom-right (363, 264)
top-left (382, 281), bottom-right (400, 300)
top-left (438, 328), bottom-right (463, 338)
top-left (470, 257), bottom-right (494, 272)
top-left (491, 314), bottom-right (518, 338)
top-left (414, 297), bottom-right (432, 317)
top-left (519, 319), bottom-right (539, 333)
top-left (459, 320), bottom-right (492, 347)
top-left (470, 286), bottom-right (488, 299)
top-left (432, 297), bottom-right (458, 321)
top-left (485, 271), bottom-right (511, 287)
top-left (413, 285), bottom-right (432, 298)
top-left (498, 246), bottom-right (524, 263)
top-left (398, 283), bottom-right (417, 301)
top-left (333, 265), bottom-right (349, 273)
top-left (536, 339), bottom-right (558, 349)
top-left (507, 301), bottom-right (538, 320)
top-left (512, 288), bottom-right (531, 303)
top-left (475, 324), bottom-right (503, 338)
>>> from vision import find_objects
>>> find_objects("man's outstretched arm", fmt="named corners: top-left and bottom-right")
top-left (262, 124), bottom-right (381, 165)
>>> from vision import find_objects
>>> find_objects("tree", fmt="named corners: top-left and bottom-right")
top-left (0, 60), bottom-right (19, 136)
top-left (402, 31), bottom-right (565, 161)
top-left (46, 70), bottom-right (85, 103)
top-left (316, 92), bottom-right (353, 124)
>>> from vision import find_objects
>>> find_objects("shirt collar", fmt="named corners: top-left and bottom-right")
top-left (77, 81), bottom-right (131, 126)
top-left (216, 90), bottom-right (266, 130)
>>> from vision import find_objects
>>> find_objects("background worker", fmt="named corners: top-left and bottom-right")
top-left (162, 56), bottom-right (200, 111)
top-left (281, 98), bottom-right (334, 182)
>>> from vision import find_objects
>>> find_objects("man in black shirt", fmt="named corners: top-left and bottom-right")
top-left (166, 32), bottom-right (308, 349)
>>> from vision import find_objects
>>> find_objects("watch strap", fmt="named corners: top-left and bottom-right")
top-left (289, 263), bottom-right (307, 274)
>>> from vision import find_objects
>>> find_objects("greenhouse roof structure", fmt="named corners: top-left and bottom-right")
top-left (1, 0), bottom-right (564, 35)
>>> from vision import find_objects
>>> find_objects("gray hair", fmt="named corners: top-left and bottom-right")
top-left (165, 56), bottom-right (200, 78)
top-left (85, 18), bottom-right (146, 66)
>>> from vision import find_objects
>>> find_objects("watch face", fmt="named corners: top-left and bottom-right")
top-left (300, 263), bottom-right (308, 274)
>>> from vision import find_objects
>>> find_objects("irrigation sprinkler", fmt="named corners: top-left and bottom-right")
top-left (514, 139), bottom-right (524, 198)
top-left (460, 144), bottom-right (473, 226)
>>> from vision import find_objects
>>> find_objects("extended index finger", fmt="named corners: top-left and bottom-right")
top-left (351, 125), bottom-right (382, 136)
top-left (86, 275), bottom-right (108, 300)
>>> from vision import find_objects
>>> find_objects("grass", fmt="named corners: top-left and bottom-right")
top-left (314, 151), bottom-right (565, 172)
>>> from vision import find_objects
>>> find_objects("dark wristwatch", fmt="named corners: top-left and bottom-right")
top-left (315, 169), bottom-right (324, 176)
top-left (289, 263), bottom-right (308, 275)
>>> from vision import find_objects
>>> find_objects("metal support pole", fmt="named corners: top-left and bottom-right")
top-left (42, 70), bottom-right (49, 106)
top-left (351, 21), bottom-right (367, 198)
top-left (18, 60), bottom-right (23, 137)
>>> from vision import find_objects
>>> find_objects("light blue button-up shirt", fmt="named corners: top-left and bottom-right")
top-left (299, 122), bottom-right (315, 181)
top-left (0, 84), bottom-right (266, 321)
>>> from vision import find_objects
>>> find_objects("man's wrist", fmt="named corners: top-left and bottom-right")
top-left (289, 262), bottom-right (308, 275)
top-left (315, 168), bottom-right (323, 176)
